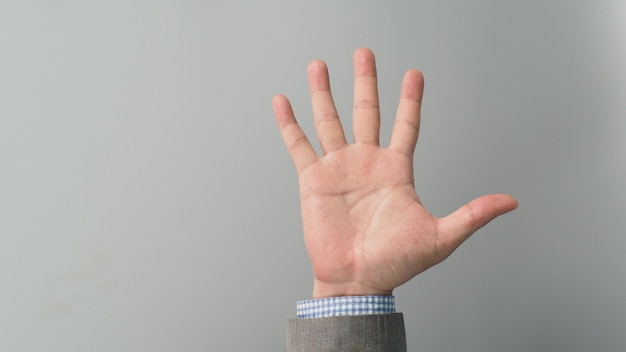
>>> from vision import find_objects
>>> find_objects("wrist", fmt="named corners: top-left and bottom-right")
top-left (312, 279), bottom-right (393, 299)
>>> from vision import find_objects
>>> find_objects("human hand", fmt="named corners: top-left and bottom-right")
top-left (272, 48), bottom-right (517, 299)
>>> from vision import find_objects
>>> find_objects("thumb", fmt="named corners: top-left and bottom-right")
top-left (437, 194), bottom-right (518, 255)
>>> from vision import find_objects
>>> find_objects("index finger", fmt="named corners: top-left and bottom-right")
top-left (389, 70), bottom-right (424, 158)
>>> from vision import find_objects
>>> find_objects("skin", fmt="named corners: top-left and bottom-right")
top-left (272, 48), bottom-right (518, 299)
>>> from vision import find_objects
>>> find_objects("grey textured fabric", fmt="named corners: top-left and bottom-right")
top-left (287, 313), bottom-right (406, 352)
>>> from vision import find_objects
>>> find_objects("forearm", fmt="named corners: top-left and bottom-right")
top-left (287, 295), bottom-right (406, 352)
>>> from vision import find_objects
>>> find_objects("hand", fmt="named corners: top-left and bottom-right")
top-left (272, 48), bottom-right (517, 299)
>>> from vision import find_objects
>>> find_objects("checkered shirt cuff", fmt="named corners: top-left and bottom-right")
top-left (296, 295), bottom-right (395, 319)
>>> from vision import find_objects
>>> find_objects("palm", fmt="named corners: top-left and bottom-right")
top-left (273, 49), bottom-right (517, 298)
top-left (300, 144), bottom-right (438, 295)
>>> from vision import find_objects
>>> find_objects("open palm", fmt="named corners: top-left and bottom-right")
top-left (273, 49), bottom-right (517, 298)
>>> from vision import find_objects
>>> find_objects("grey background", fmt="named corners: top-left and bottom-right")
top-left (1, 1), bottom-right (624, 351)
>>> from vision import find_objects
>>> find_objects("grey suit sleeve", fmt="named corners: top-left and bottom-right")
top-left (287, 313), bottom-right (406, 352)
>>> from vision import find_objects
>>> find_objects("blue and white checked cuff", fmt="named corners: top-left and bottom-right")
top-left (296, 295), bottom-right (395, 319)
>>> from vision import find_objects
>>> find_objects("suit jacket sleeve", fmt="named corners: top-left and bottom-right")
top-left (287, 313), bottom-right (406, 352)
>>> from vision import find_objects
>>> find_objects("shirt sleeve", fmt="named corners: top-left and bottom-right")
top-left (296, 295), bottom-right (396, 319)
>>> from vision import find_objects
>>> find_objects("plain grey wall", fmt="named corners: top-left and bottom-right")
top-left (1, 1), bottom-right (624, 351)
